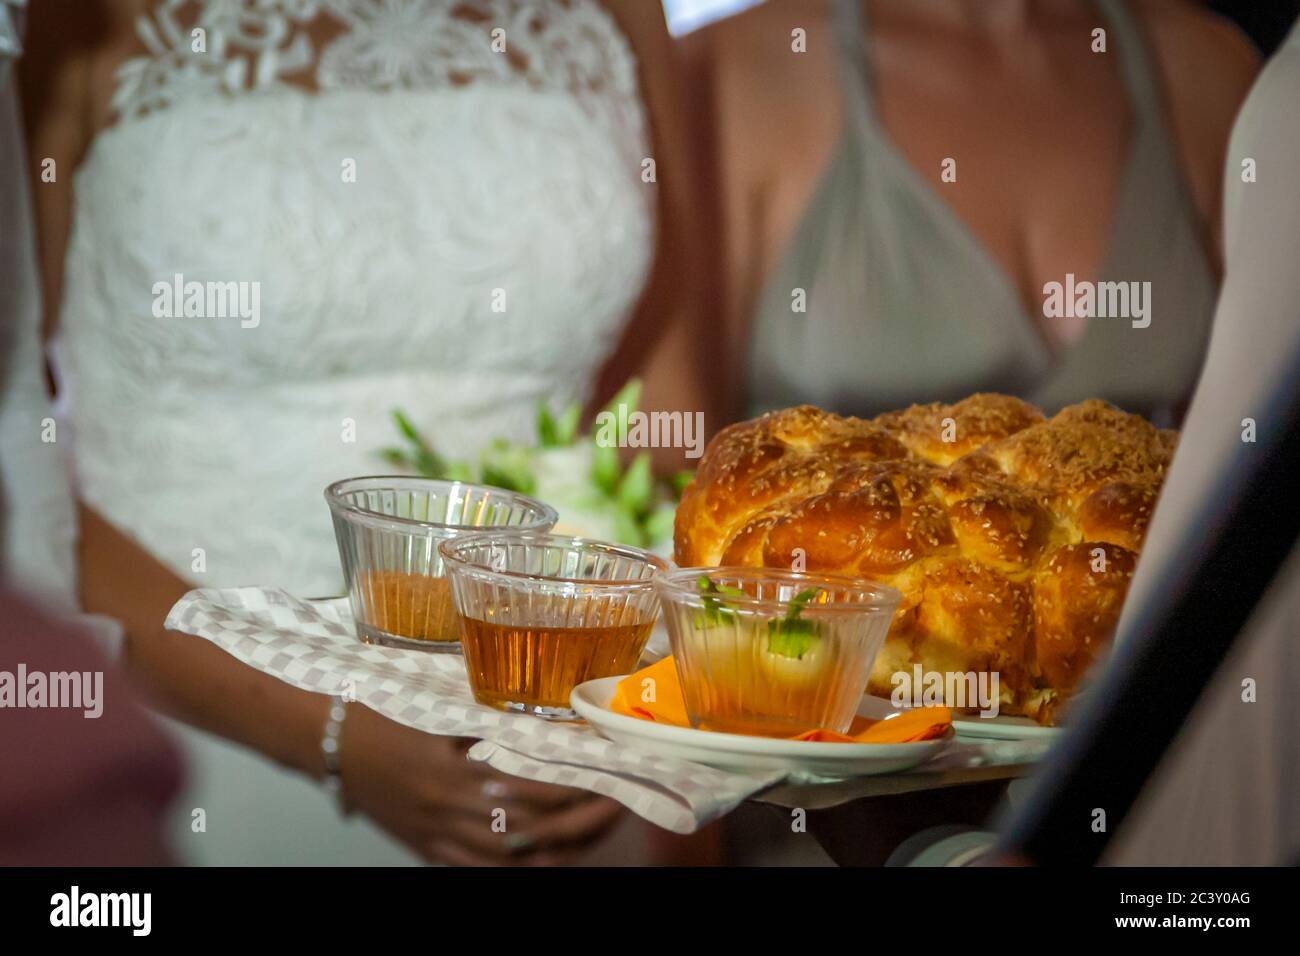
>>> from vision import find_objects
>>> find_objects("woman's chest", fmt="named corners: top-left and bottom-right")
top-left (874, 72), bottom-right (1133, 318)
top-left (739, 25), bottom-right (1136, 332)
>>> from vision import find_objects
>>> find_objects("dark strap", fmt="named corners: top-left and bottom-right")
top-left (998, 344), bottom-right (1300, 864)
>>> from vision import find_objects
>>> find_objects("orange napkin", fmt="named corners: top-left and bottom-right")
top-left (611, 656), bottom-right (690, 725)
top-left (611, 656), bottom-right (950, 743)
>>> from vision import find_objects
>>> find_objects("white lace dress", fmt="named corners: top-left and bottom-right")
top-left (57, 0), bottom-right (653, 864)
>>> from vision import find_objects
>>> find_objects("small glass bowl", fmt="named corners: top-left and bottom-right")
top-left (439, 532), bottom-right (667, 720)
top-left (656, 567), bottom-right (901, 737)
top-left (326, 477), bottom-right (558, 652)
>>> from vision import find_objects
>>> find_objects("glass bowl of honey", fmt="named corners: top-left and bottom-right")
top-left (656, 568), bottom-right (901, 737)
top-left (325, 477), bottom-right (558, 652)
top-left (439, 532), bottom-right (667, 719)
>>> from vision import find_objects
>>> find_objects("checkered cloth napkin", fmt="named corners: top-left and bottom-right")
top-left (165, 587), bottom-right (784, 833)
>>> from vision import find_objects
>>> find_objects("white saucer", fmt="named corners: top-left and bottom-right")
top-left (570, 677), bottom-right (951, 779)
top-left (951, 714), bottom-right (1062, 740)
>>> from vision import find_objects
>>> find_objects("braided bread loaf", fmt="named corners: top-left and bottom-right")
top-left (673, 394), bottom-right (1176, 724)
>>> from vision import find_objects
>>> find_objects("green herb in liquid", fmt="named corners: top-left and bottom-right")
top-left (692, 579), bottom-right (825, 660)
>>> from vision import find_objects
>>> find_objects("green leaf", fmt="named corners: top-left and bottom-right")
top-left (670, 470), bottom-right (695, 498)
top-left (536, 404), bottom-right (560, 448)
top-left (413, 448), bottom-right (446, 478)
top-left (612, 507), bottom-right (646, 548)
top-left (616, 452), bottom-right (653, 515)
top-left (601, 378), bottom-right (642, 444)
top-left (766, 619), bottom-right (820, 660)
top-left (392, 409), bottom-right (425, 446)
top-left (480, 463), bottom-right (532, 494)
top-left (554, 402), bottom-right (582, 445)
top-left (785, 587), bottom-right (821, 617)
top-left (765, 588), bottom-right (824, 659)
top-left (445, 461), bottom-right (476, 482)
top-left (694, 575), bottom-right (742, 628)
top-left (377, 447), bottom-right (413, 468)
top-left (643, 503), bottom-right (677, 547)
top-left (390, 409), bottom-right (448, 475)
top-left (602, 378), bottom-right (642, 418)
top-left (537, 400), bottom-right (582, 448)
top-left (694, 578), bottom-right (825, 658)
top-left (591, 439), bottom-right (621, 496)
top-left (479, 439), bottom-right (536, 495)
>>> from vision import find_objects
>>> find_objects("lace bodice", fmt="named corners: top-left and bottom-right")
top-left (59, 0), bottom-right (654, 595)
top-left (112, 1), bottom-right (643, 144)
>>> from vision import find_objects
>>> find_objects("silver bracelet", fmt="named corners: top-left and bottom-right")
top-left (321, 696), bottom-right (350, 813)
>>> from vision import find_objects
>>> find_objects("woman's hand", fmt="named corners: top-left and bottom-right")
top-left (76, 507), bottom-right (626, 866)
top-left (340, 703), bottom-right (626, 866)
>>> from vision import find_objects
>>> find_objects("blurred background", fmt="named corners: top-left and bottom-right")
top-left (4, 0), bottom-right (1298, 869)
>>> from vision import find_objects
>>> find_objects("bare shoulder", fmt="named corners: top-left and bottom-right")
top-left (19, 0), bottom-right (147, 142)
top-left (21, 0), bottom-right (142, 60)
top-left (1136, 0), bottom-right (1261, 96)
top-left (690, 0), bottom-right (835, 82)
top-left (596, 2), bottom-right (693, 182)
top-left (1134, 0), bottom-right (1261, 150)
top-left (596, 2), bottom-right (703, 278)
top-left (676, 1), bottom-right (842, 349)
top-left (597, 0), bottom-right (692, 146)
top-left (1132, 0), bottom-right (1263, 248)
top-left (598, 0), bottom-right (674, 66)
top-left (685, 0), bottom-right (840, 157)
top-left (19, 0), bottom-right (155, 336)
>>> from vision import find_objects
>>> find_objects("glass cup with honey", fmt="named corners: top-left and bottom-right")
top-left (656, 567), bottom-right (901, 737)
top-left (326, 477), bottom-right (558, 652)
top-left (440, 532), bottom-right (667, 719)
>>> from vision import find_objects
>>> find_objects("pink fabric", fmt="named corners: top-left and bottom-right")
top-left (0, 591), bottom-right (183, 865)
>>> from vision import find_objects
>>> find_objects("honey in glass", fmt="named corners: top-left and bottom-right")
top-left (459, 612), bottom-right (653, 717)
top-left (357, 571), bottom-right (459, 644)
top-left (674, 619), bottom-right (847, 736)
